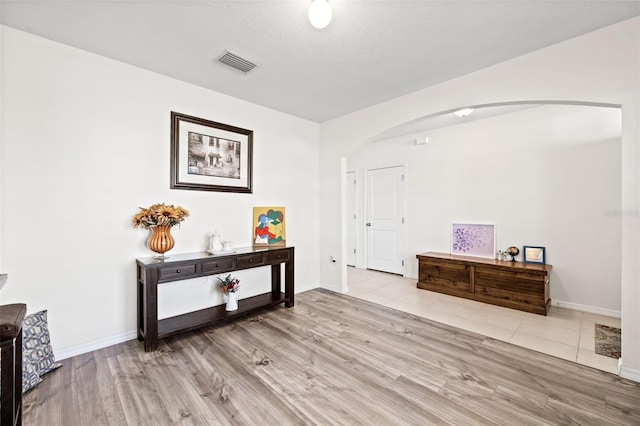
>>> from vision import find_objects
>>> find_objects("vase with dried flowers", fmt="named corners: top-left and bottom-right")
top-left (133, 203), bottom-right (189, 258)
top-left (218, 274), bottom-right (240, 311)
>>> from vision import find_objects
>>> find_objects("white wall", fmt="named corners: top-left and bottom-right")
top-left (320, 18), bottom-right (640, 379)
top-left (0, 26), bottom-right (3, 270)
top-left (349, 105), bottom-right (622, 313)
top-left (0, 26), bottom-right (320, 357)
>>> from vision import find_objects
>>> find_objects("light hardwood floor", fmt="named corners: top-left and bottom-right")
top-left (25, 289), bottom-right (640, 425)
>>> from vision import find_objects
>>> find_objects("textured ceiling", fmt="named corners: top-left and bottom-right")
top-left (1, 1), bottom-right (639, 122)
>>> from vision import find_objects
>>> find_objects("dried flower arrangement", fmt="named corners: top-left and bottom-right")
top-left (132, 203), bottom-right (189, 229)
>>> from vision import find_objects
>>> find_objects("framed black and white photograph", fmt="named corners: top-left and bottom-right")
top-left (170, 111), bottom-right (253, 193)
top-left (523, 246), bottom-right (546, 264)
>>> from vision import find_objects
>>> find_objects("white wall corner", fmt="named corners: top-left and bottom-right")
top-left (319, 281), bottom-right (347, 294)
top-left (295, 282), bottom-right (321, 294)
top-left (619, 364), bottom-right (640, 383)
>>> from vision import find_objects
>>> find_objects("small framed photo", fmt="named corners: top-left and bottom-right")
top-left (451, 223), bottom-right (496, 258)
top-left (523, 246), bottom-right (546, 264)
top-left (170, 111), bottom-right (253, 193)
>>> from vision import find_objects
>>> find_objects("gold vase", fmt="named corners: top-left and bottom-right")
top-left (148, 225), bottom-right (175, 258)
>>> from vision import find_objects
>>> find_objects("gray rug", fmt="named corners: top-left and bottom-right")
top-left (595, 324), bottom-right (621, 359)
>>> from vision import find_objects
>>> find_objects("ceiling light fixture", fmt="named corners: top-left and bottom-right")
top-left (309, 0), bottom-right (332, 29)
top-left (454, 108), bottom-right (474, 117)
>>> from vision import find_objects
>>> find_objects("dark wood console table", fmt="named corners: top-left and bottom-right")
top-left (137, 246), bottom-right (294, 352)
top-left (417, 252), bottom-right (551, 315)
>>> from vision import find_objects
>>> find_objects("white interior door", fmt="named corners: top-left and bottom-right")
top-left (346, 171), bottom-right (357, 266)
top-left (366, 166), bottom-right (405, 274)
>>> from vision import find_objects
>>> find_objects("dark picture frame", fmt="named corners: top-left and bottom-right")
top-left (170, 111), bottom-right (253, 193)
top-left (523, 246), bottom-right (546, 264)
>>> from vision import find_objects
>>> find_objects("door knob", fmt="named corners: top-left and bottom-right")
top-left (366, 222), bottom-right (371, 226)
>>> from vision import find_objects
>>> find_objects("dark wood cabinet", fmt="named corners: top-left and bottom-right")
top-left (416, 252), bottom-right (551, 315)
top-left (137, 246), bottom-right (294, 352)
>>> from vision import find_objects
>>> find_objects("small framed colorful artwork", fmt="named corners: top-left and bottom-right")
top-left (253, 207), bottom-right (286, 247)
top-left (450, 223), bottom-right (496, 258)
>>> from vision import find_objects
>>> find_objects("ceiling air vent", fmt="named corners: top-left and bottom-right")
top-left (218, 50), bottom-right (258, 74)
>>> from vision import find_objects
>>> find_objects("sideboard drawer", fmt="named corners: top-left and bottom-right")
top-left (267, 250), bottom-right (289, 263)
top-left (237, 253), bottom-right (265, 268)
top-left (202, 258), bottom-right (236, 274)
top-left (157, 264), bottom-right (198, 282)
top-left (419, 259), bottom-right (470, 292)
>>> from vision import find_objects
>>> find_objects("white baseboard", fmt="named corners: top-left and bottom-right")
top-left (54, 330), bottom-right (138, 361)
top-left (551, 300), bottom-right (621, 318)
top-left (620, 365), bottom-right (640, 383)
top-left (55, 284), bottom-right (322, 361)
top-left (295, 282), bottom-right (320, 293)
top-left (319, 281), bottom-right (345, 294)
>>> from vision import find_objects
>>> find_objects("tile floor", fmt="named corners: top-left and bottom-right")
top-left (346, 267), bottom-right (621, 374)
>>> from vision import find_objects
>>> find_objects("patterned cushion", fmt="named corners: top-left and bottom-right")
top-left (23, 310), bottom-right (62, 377)
top-left (22, 357), bottom-right (42, 393)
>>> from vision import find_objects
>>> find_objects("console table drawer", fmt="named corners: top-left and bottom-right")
top-left (157, 264), bottom-right (198, 282)
top-left (267, 250), bottom-right (290, 263)
top-left (203, 258), bottom-right (236, 274)
top-left (237, 253), bottom-right (265, 268)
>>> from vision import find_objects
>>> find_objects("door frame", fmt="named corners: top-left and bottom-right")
top-left (346, 171), bottom-right (357, 267)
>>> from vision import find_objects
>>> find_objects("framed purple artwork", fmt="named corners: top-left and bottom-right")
top-left (450, 223), bottom-right (496, 258)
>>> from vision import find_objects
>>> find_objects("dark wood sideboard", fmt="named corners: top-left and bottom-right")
top-left (137, 246), bottom-right (294, 352)
top-left (416, 252), bottom-right (552, 315)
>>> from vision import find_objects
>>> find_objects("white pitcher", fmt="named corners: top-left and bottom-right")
top-left (209, 230), bottom-right (223, 252)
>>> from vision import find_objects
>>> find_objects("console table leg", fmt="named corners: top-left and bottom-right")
top-left (271, 264), bottom-right (281, 296)
top-left (285, 250), bottom-right (295, 307)
top-left (136, 280), bottom-right (143, 341)
top-left (143, 270), bottom-right (158, 352)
